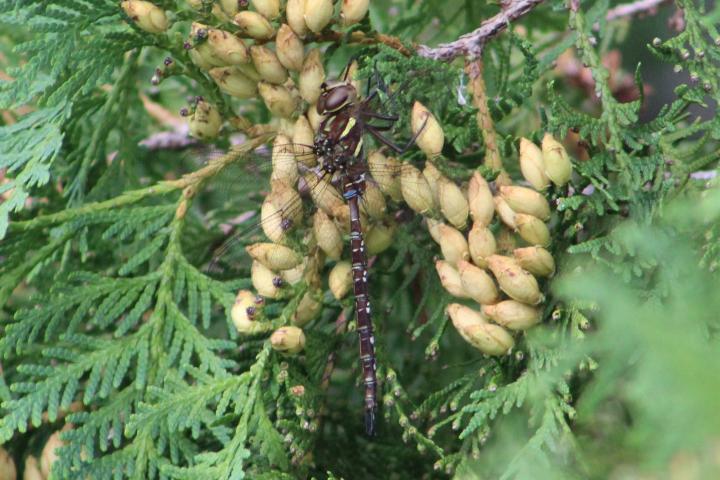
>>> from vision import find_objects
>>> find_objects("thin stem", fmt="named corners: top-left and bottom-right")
top-left (10, 133), bottom-right (274, 232)
top-left (466, 59), bottom-right (511, 185)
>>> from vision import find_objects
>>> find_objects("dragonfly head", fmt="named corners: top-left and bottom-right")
top-left (317, 81), bottom-right (357, 115)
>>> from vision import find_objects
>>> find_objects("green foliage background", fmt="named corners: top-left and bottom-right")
top-left (1, 0), bottom-right (720, 478)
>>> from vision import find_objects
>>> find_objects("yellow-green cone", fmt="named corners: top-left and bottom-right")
top-left (252, 0), bottom-right (280, 19)
top-left (293, 115), bottom-right (317, 166)
top-left (329, 261), bottom-right (353, 300)
top-left (341, 0), bottom-right (370, 25)
top-left (458, 260), bottom-right (499, 305)
top-left (515, 213), bottom-right (551, 247)
top-left (411, 101), bottom-right (444, 158)
top-left (293, 290), bottom-right (322, 327)
top-left (541, 133), bottom-right (572, 187)
top-left (438, 177), bottom-right (469, 229)
top-left (433, 222), bottom-right (470, 266)
top-left (247, 242), bottom-right (302, 271)
top-left (189, 100), bottom-right (222, 140)
top-left (250, 45), bottom-right (288, 84)
top-left (513, 246), bottom-right (555, 277)
top-left (276, 24), bottom-right (305, 72)
top-left (251, 260), bottom-right (281, 298)
top-left (400, 163), bottom-right (434, 214)
top-left (519, 137), bottom-right (550, 191)
top-left (286, 0), bottom-right (308, 37)
top-left (270, 326), bottom-right (306, 354)
top-left (366, 220), bottom-right (396, 255)
top-left (446, 303), bottom-right (514, 356)
top-left (258, 82), bottom-right (296, 118)
top-left (209, 66), bottom-right (257, 98)
top-left (494, 196), bottom-right (517, 230)
top-left (499, 185), bottom-right (551, 221)
top-left (121, 1), bottom-right (168, 34)
top-left (468, 172), bottom-right (495, 226)
top-left (271, 134), bottom-right (299, 185)
top-left (435, 260), bottom-right (468, 298)
top-left (483, 300), bottom-right (541, 331)
top-left (232, 290), bottom-right (270, 334)
top-left (304, 0), bottom-right (334, 33)
top-left (234, 11), bottom-right (275, 39)
top-left (369, 151), bottom-right (402, 201)
top-left (468, 222), bottom-right (497, 268)
top-left (40, 431), bottom-right (65, 479)
top-left (0, 448), bottom-right (15, 480)
top-left (487, 255), bottom-right (543, 305)
top-left (313, 209), bottom-right (343, 260)
top-left (299, 49), bottom-right (326, 104)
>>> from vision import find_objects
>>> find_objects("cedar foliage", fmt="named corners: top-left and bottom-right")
top-left (1, 0), bottom-right (720, 479)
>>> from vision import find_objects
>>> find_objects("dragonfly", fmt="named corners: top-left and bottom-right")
top-left (207, 63), bottom-right (424, 437)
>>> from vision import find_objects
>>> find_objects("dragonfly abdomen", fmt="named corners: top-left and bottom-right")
top-left (343, 174), bottom-right (378, 437)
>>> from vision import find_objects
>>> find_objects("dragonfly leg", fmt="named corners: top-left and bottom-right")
top-left (366, 117), bottom-right (429, 155)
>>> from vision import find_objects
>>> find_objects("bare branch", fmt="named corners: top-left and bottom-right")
top-left (416, 0), bottom-right (545, 61)
top-left (605, 0), bottom-right (668, 21)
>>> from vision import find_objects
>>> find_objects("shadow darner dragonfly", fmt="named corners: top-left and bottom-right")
top-left (209, 65), bottom-right (423, 437)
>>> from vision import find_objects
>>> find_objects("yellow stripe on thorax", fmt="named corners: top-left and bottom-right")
top-left (341, 117), bottom-right (357, 138)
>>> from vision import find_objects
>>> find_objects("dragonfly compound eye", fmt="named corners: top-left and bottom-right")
top-left (318, 84), bottom-right (357, 113)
